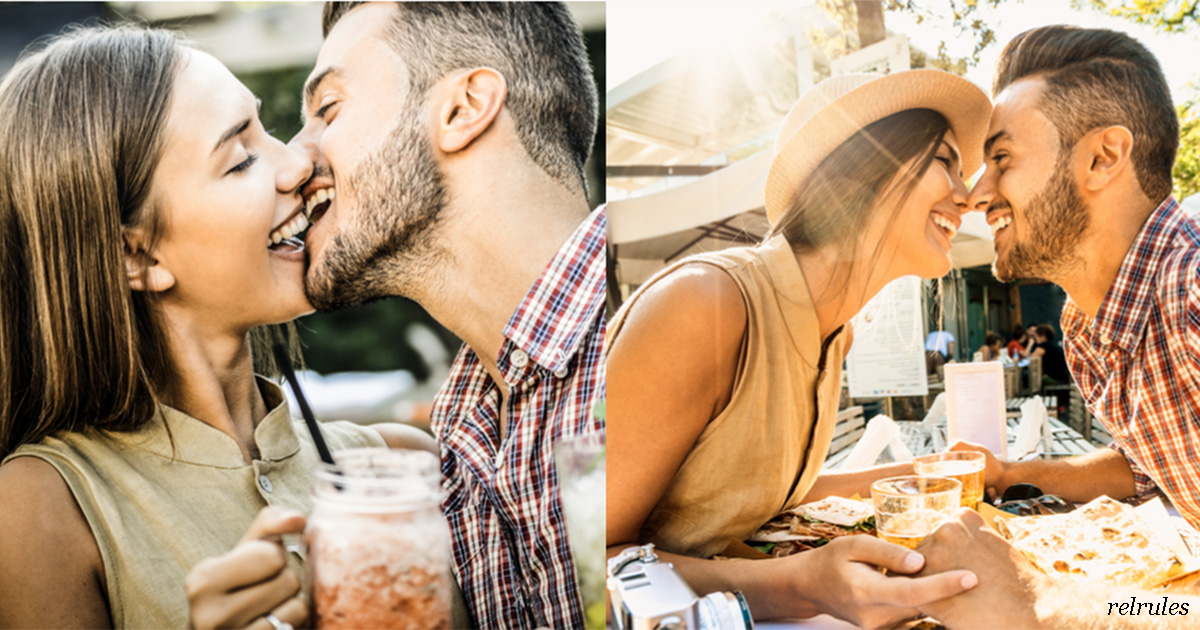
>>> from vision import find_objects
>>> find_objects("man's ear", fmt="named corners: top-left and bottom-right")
top-left (123, 227), bottom-right (175, 293)
top-left (436, 67), bottom-right (507, 154)
top-left (1081, 125), bottom-right (1134, 193)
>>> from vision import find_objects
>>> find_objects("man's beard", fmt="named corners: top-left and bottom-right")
top-left (992, 153), bottom-right (1088, 283)
top-left (305, 106), bottom-right (448, 312)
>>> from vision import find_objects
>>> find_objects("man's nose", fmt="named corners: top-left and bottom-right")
top-left (967, 167), bottom-right (995, 213)
top-left (288, 125), bottom-right (320, 164)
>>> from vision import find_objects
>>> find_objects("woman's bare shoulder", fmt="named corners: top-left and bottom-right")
top-left (621, 262), bottom-right (748, 343)
top-left (0, 456), bottom-right (110, 626)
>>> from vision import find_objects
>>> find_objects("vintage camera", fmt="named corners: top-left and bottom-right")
top-left (607, 544), bottom-right (753, 630)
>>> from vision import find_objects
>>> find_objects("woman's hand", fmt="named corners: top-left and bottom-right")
top-left (186, 507), bottom-right (308, 630)
top-left (797, 535), bottom-right (978, 630)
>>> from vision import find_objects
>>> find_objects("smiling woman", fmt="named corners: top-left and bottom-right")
top-left (606, 69), bottom-right (991, 627)
top-left (0, 25), bottom-right (434, 630)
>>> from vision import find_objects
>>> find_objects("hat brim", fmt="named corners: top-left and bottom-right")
top-left (765, 69), bottom-right (992, 226)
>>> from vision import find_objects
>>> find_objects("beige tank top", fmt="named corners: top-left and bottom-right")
top-left (2, 378), bottom-right (385, 629)
top-left (607, 234), bottom-right (847, 559)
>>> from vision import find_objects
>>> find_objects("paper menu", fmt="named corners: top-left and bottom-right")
top-left (944, 362), bottom-right (1007, 459)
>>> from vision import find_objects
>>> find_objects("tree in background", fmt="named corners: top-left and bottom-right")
top-left (1078, 0), bottom-right (1200, 197)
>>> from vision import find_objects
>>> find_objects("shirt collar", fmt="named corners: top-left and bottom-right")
top-left (758, 233), bottom-right (833, 369)
top-left (106, 376), bottom-right (300, 468)
top-left (501, 205), bottom-right (606, 375)
top-left (1090, 196), bottom-right (1182, 353)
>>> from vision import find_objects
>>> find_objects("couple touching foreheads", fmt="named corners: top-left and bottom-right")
top-left (0, 2), bottom-right (603, 629)
top-left (608, 24), bottom-right (1200, 629)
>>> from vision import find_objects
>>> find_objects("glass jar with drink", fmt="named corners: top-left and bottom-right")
top-left (306, 448), bottom-right (452, 629)
top-left (870, 476), bottom-right (962, 549)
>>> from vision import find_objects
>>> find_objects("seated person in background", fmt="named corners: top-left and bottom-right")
top-left (1029, 324), bottom-right (1069, 384)
top-left (1005, 324), bottom-right (1029, 360)
top-left (977, 332), bottom-right (1003, 361)
top-left (926, 329), bottom-right (956, 361)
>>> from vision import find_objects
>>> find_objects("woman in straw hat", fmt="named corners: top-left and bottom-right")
top-left (607, 70), bottom-right (990, 625)
top-left (0, 26), bottom-right (435, 629)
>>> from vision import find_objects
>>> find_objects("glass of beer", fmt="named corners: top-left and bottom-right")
top-left (913, 451), bottom-right (986, 510)
top-left (871, 476), bottom-right (962, 549)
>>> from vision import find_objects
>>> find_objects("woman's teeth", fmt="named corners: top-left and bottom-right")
top-left (932, 214), bottom-right (958, 238)
top-left (989, 215), bottom-right (1013, 235)
top-left (268, 213), bottom-right (309, 246)
top-left (305, 187), bottom-right (335, 218)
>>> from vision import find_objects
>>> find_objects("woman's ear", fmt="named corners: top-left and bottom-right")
top-left (123, 227), bottom-right (175, 293)
top-left (436, 67), bottom-right (507, 154)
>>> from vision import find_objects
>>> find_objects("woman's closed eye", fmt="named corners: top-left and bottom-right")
top-left (226, 152), bottom-right (259, 175)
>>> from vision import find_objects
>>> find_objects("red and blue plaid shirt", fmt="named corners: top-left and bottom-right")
top-left (431, 207), bottom-right (606, 629)
top-left (1062, 197), bottom-right (1200, 529)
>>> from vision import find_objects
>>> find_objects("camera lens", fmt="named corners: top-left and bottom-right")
top-left (696, 591), bottom-right (753, 629)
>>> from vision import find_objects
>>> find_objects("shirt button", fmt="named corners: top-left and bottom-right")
top-left (553, 366), bottom-right (569, 379)
top-left (258, 474), bottom-right (273, 494)
top-left (510, 349), bottom-right (529, 368)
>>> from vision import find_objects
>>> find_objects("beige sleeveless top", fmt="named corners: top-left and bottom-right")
top-left (2, 378), bottom-right (385, 629)
top-left (607, 234), bottom-right (847, 559)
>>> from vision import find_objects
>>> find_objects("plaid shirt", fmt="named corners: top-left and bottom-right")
top-left (1062, 197), bottom-right (1200, 529)
top-left (431, 207), bottom-right (606, 629)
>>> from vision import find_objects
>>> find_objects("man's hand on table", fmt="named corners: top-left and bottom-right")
top-left (799, 534), bottom-right (979, 630)
top-left (949, 441), bottom-right (1010, 499)
top-left (186, 507), bottom-right (308, 630)
top-left (915, 509), bottom-right (1045, 629)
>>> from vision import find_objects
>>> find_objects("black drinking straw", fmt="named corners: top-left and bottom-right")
top-left (271, 332), bottom-right (335, 466)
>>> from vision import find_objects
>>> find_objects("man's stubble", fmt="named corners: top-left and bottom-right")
top-left (305, 100), bottom-right (449, 312)
top-left (992, 151), bottom-right (1089, 284)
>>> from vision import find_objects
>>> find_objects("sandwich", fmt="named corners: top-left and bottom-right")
top-left (747, 496), bottom-right (875, 557)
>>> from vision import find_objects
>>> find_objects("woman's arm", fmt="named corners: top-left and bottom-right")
top-left (606, 266), bottom-right (976, 625)
top-left (371, 423), bottom-right (438, 454)
top-left (0, 457), bottom-right (111, 628)
top-left (607, 264), bottom-right (747, 559)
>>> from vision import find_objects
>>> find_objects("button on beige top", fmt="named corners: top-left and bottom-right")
top-left (1, 378), bottom-right (385, 629)
top-left (607, 234), bottom-right (847, 559)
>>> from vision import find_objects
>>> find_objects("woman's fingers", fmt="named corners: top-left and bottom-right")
top-left (222, 566), bottom-right (304, 629)
top-left (187, 540), bottom-right (288, 598)
top-left (243, 595), bottom-right (308, 630)
top-left (238, 506), bottom-right (306, 544)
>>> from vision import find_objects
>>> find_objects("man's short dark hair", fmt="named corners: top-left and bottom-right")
top-left (994, 25), bottom-right (1178, 202)
top-left (322, 2), bottom-right (598, 193)
top-left (1035, 323), bottom-right (1056, 342)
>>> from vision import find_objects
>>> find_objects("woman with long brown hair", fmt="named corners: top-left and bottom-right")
top-left (0, 26), bottom-right (433, 629)
top-left (607, 71), bottom-right (992, 627)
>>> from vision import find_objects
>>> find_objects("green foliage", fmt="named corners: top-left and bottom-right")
top-left (1176, 97), bottom-right (1200, 199)
top-left (814, 1), bottom-right (1008, 76)
top-left (886, 0), bottom-right (1004, 66)
top-left (1077, 0), bottom-right (1200, 32)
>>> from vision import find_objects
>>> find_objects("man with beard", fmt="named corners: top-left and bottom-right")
top-left (289, 3), bottom-right (603, 628)
top-left (956, 25), bottom-right (1200, 530)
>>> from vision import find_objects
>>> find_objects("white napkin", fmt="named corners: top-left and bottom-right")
top-left (922, 393), bottom-right (947, 428)
top-left (1012, 398), bottom-right (1051, 459)
top-left (841, 415), bottom-right (912, 470)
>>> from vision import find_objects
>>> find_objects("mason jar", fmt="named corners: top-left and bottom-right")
top-left (306, 448), bottom-right (451, 629)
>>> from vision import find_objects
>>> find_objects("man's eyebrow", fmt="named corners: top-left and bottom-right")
top-left (303, 66), bottom-right (341, 109)
top-left (212, 119), bottom-right (251, 155)
top-left (983, 130), bottom-right (1010, 156)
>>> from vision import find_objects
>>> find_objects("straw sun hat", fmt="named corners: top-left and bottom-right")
top-left (764, 69), bottom-right (991, 226)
